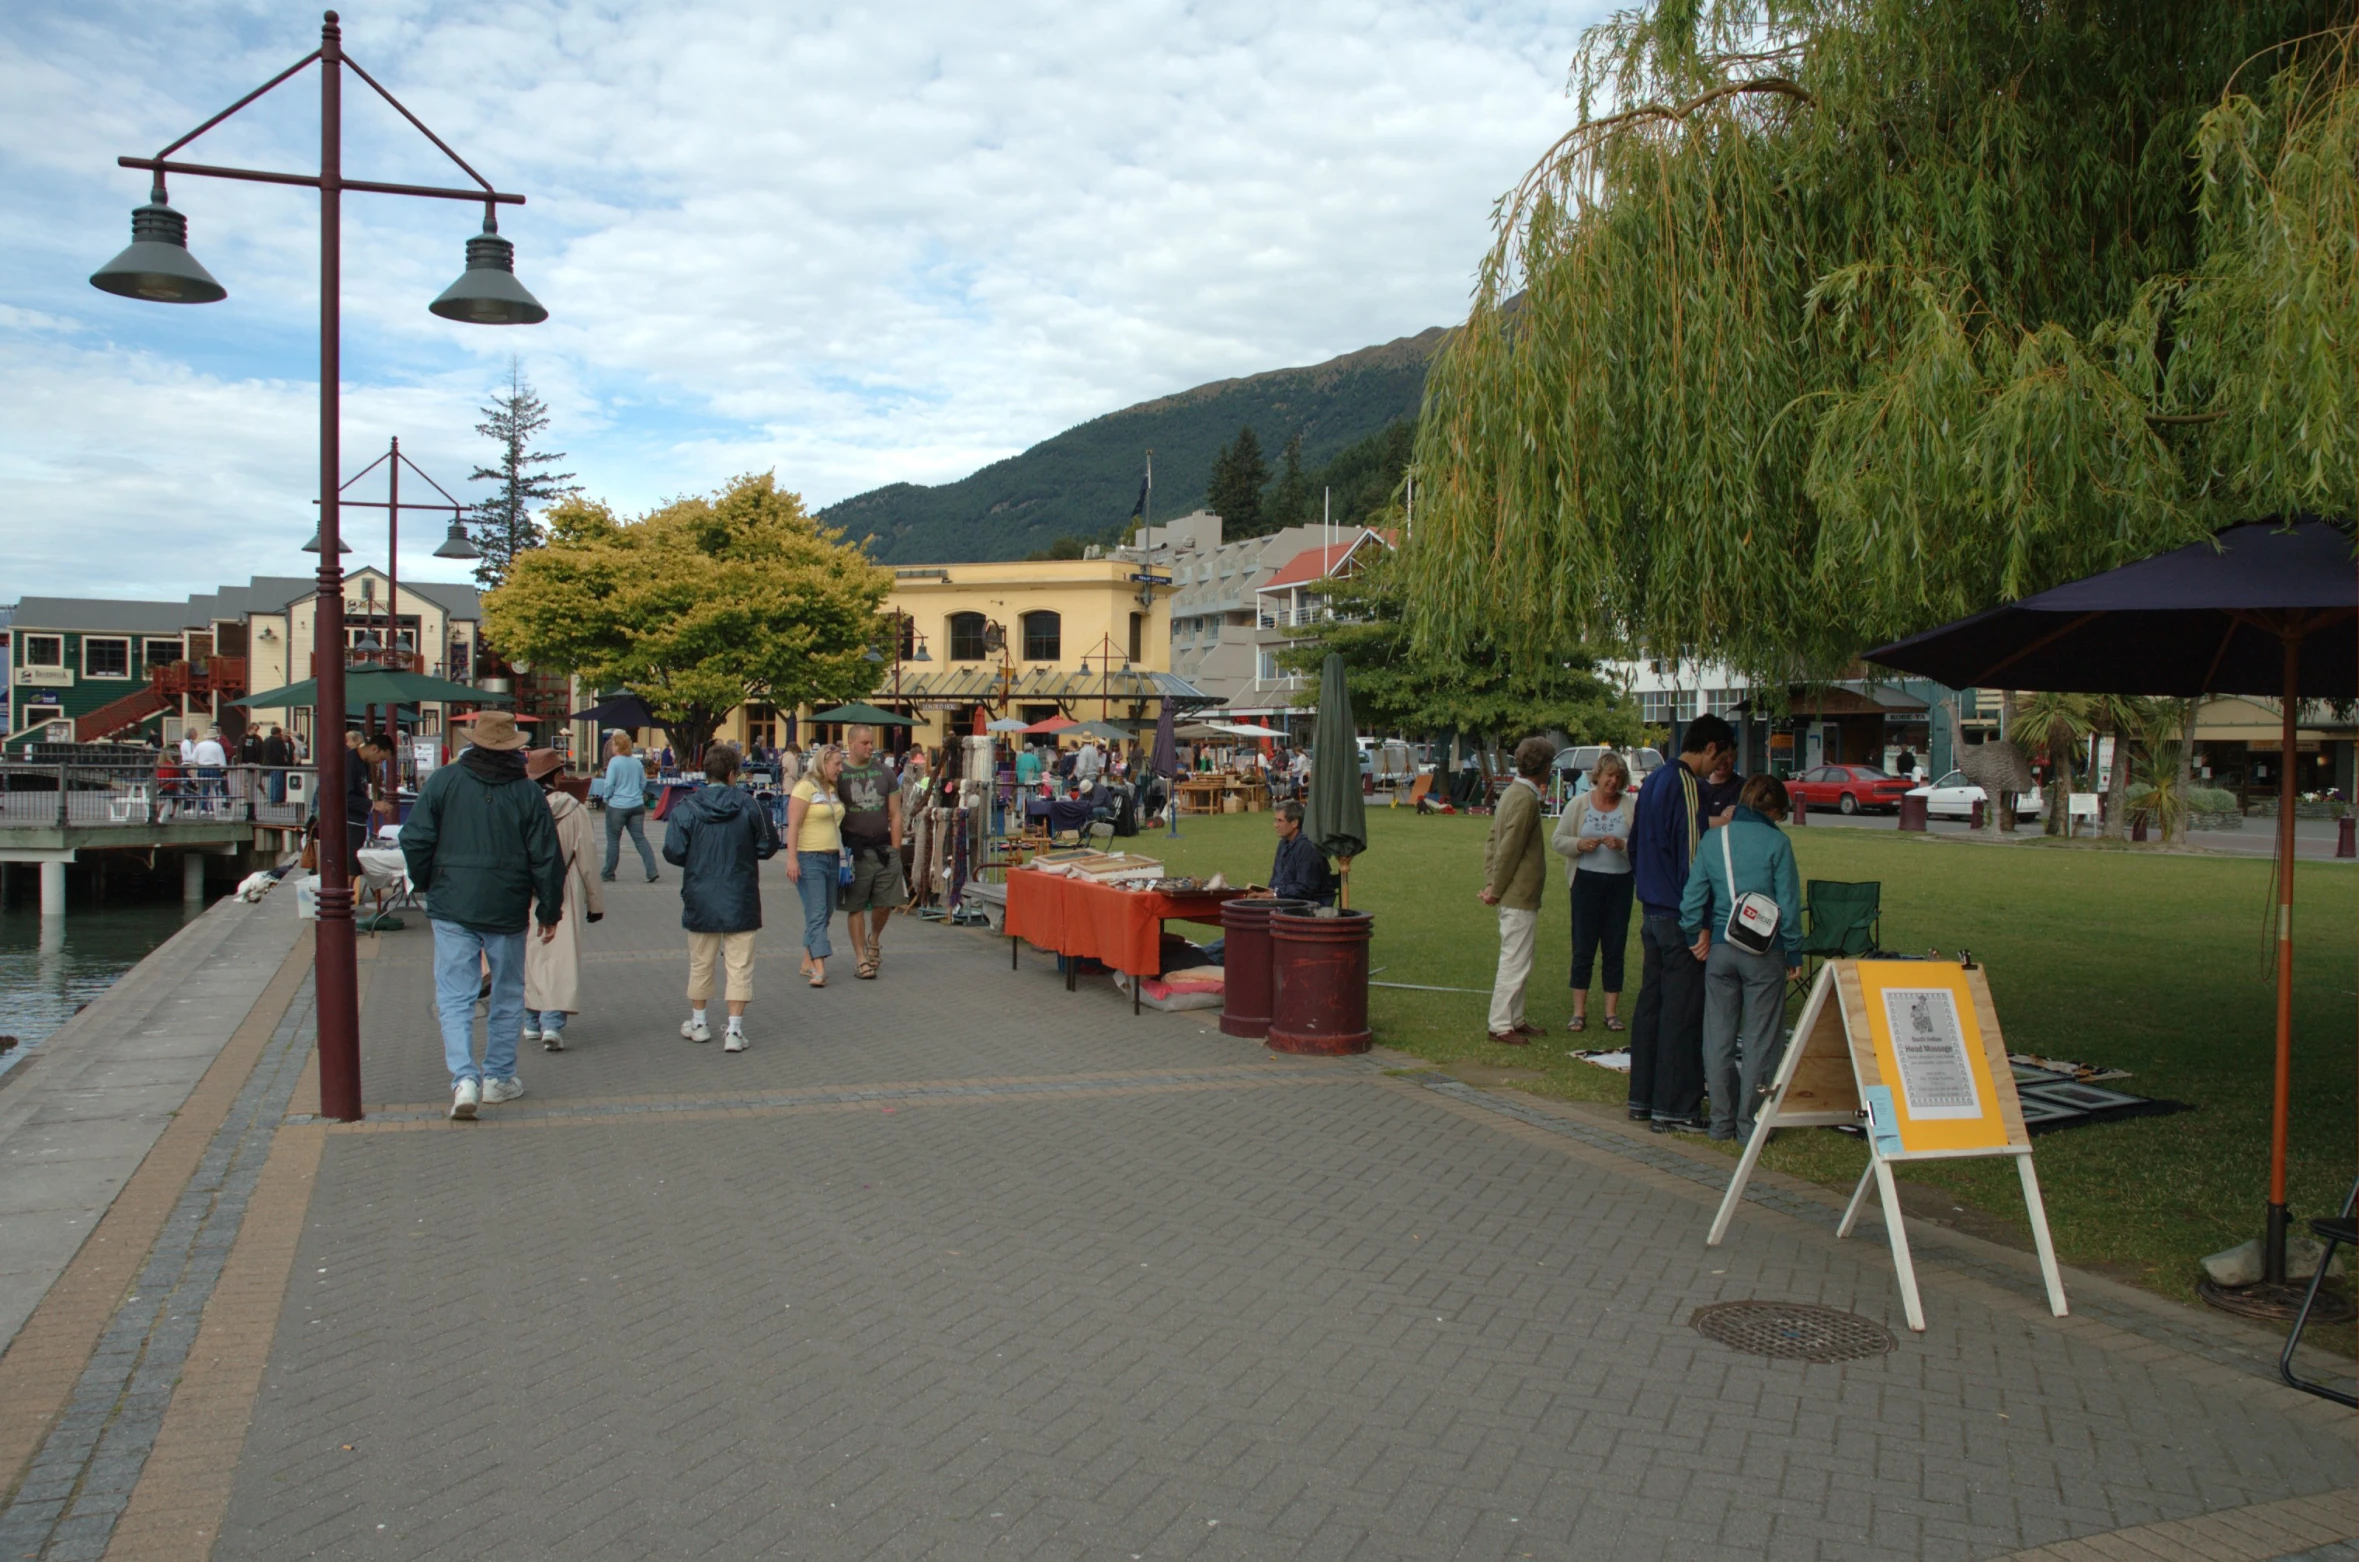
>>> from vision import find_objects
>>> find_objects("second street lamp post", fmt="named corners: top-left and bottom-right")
top-left (307, 436), bottom-right (481, 800)
top-left (95, 11), bottom-right (545, 1123)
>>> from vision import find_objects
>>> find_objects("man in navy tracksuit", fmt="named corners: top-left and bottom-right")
top-left (1627, 713), bottom-right (1735, 1133)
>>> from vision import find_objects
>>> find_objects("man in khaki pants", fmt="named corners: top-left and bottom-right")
top-left (662, 747), bottom-right (779, 1053)
top-left (1478, 737), bottom-right (1556, 1044)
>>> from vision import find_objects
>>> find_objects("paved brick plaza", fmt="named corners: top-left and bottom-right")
top-left (3, 878), bottom-right (2352, 1561)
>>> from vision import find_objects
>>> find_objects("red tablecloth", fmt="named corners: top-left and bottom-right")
top-left (1005, 870), bottom-right (1241, 976)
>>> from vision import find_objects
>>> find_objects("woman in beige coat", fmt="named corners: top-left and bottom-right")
top-left (523, 749), bottom-right (605, 1050)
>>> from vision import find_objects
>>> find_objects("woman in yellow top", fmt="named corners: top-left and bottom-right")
top-left (784, 744), bottom-right (846, 986)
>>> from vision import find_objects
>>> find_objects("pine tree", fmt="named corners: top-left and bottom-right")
top-left (1264, 432), bottom-right (1310, 533)
top-left (1204, 426), bottom-right (1270, 537)
top-left (467, 361), bottom-right (576, 588)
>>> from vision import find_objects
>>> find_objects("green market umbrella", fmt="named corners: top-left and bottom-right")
top-left (811, 701), bottom-right (916, 727)
top-left (1302, 652), bottom-right (1367, 907)
top-left (234, 667), bottom-right (512, 710)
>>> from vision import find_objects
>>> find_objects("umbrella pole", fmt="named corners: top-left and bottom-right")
top-left (2267, 635), bottom-right (2297, 1286)
top-left (1337, 855), bottom-right (1350, 911)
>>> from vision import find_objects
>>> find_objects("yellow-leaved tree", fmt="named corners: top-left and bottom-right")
top-left (484, 472), bottom-right (889, 761)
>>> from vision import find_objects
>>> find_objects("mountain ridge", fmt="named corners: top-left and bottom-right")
top-left (825, 327), bottom-right (1445, 563)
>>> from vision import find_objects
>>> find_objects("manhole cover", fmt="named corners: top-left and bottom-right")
top-left (1691, 1301), bottom-right (1897, 1363)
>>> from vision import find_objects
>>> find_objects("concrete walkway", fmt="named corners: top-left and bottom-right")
top-left (0, 875), bottom-right (2351, 1561)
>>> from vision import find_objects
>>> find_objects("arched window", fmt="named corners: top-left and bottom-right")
top-left (948, 612), bottom-right (988, 662)
top-left (1021, 610), bottom-right (1062, 663)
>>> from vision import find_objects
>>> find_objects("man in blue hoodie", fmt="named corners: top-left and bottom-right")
top-left (1626, 713), bottom-right (1734, 1133)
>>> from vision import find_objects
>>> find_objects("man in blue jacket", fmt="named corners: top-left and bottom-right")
top-left (1626, 713), bottom-right (1735, 1133)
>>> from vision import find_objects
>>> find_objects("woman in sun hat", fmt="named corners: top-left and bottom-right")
top-left (521, 748), bottom-right (604, 1051)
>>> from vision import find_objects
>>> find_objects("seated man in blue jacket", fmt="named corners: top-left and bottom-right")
top-left (1260, 801), bottom-right (1336, 907)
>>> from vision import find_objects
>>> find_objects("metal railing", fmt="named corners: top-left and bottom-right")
top-left (0, 762), bottom-right (319, 829)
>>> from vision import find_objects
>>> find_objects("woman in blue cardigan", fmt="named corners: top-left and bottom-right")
top-left (1679, 773), bottom-right (1804, 1144)
top-left (590, 731), bottom-right (660, 883)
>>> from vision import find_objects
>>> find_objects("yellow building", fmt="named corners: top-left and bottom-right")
top-left (693, 556), bottom-right (1207, 755)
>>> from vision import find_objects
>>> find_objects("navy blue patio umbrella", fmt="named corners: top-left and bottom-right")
top-left (1869, 516), bottom-right (2356, 1301)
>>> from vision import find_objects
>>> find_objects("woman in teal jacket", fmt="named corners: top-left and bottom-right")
top-left (1679, 774), bottom-right (1804, 1144)
top-left (590, 732), bottom-right (660, 883)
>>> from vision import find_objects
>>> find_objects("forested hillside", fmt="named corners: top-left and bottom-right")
top-left (825, 328), bottom-right (1442, 562)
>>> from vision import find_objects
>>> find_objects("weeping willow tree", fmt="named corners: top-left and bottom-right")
top-left (1405, 1), bottom-right (2359, 678)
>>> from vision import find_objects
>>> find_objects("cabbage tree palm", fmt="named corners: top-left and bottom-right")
top-left (2011, 693), bottom-right (2092, 836)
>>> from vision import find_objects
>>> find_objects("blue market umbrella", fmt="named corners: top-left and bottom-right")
top-left (1302, 652), bottom-right (1367, 906)
top-left (1870, 514), bottom-right (2356, 1295)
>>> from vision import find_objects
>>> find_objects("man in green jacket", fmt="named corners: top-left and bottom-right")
top-left (398, 711), bottom-right (565, 1121)
top-left (1479, 736), bottom-right (1556, 1044)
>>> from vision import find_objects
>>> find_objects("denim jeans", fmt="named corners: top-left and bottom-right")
top-left (604, 804), bottom-right (658, 879)
top-left (1627, 913), bottom-right (1706, 1122)
top-left (432, 919), bottom-right (525, 1086)
top-left (526, 1008), bottom-right (567, 1036)
top-left (795, 851), bottom-right (838, 958)
top-left (1702, 940), bottom-right (1789, 1142)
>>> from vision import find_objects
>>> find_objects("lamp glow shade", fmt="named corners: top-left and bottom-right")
top-left (433, 519), bottom-right (481, 559)
top-left (90, 196), bottom-right (226, 304)
top-left (429, 217), bottom-right (547, 325)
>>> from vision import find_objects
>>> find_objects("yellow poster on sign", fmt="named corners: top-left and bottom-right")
top-left (1850, 960), bottom-right (2018, 1155)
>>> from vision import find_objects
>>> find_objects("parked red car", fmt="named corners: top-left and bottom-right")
top-left (1786, 764), bottom-right (1914, 815)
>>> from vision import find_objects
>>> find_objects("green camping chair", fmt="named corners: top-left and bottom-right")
top-left (1798, 880), bottom-right (1882, 977)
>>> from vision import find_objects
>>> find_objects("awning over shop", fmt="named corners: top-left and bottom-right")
top-left (875, 665), bottom-right (1216, 711)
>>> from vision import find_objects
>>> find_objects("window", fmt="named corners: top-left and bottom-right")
top-left (1258, 651), bottom-right (1279, 682)
top-left (948, 612), bottom-right (988, 662)
top-left (1128, 611), bottom-right (1144, 664)
top-left (1641, 691), bottom-right (1672, 724)
top-left (83, 637), bottom-right (131, 678)
top-left (1019, 610), bottom-right (1061, 663)
top-left (21, 635), bottom-right (62, 669)
top-left (24, 703), bottom-right (62, 727)
top-left (144, 638), bottom-right (183, 668)
top-left (1706, 687), bottom-right (1742, 716)
top-left (896, 616), bottom-right (916, 661)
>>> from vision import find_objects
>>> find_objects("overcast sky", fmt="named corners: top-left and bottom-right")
top-left (1, 1), bottom-right (1606, 600)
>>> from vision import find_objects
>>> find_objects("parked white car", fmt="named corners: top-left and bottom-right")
top-left (1905, 769), bottom-right (2042, 821)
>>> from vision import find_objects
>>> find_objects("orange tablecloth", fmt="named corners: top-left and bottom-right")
top-left (1005, 870), bottom-right (1241, 976)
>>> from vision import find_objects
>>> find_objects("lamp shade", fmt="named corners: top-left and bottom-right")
top-left (432, 518), bottom-right (481, 559)
top-left (90, 198), bottom-right (226, 305)
top-left (428, 220), bottom-right (548, 326)
top-left (301, 527), bottom-right (355, 555)
top-left (912, 642), bottom-right (931, 663)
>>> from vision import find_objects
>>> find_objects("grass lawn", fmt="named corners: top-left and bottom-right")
top-left (1137, 806), bottom-right (2359, 1308)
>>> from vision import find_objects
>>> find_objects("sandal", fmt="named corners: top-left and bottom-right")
top-left (1605, 1016), bottom-right (1626, 1032)
top-left (855, 959), bottom-right (879, 980)
top-left (1567, 1015), bottom-right (1587, 1033)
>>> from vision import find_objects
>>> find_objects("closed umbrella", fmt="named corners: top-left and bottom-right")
top-left (1151, 701), bottom-right (1179, 837)
top-left (1869, 515), bottom-right (2354, 1305)
top-left (1303, 652), bottom-right (1367, 907)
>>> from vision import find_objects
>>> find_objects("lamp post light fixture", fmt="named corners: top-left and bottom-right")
top-left (96, 11), bottom-right (543, 1124)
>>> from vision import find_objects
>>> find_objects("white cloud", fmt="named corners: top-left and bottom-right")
top-left (0, 0), bottom-right (1605, 597)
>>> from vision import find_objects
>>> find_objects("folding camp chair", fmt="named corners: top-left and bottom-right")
top-left (1797, 880), bottom-right (1881, 977)
top-left (2280, 1176), bottom-right (2359, 1407)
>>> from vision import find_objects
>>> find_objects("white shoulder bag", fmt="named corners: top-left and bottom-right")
top-left (1719, 824), bottom-right (1782, 955)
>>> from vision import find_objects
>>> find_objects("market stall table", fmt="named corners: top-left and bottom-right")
top-left (1005, 868), bottom-right (1243, 1012)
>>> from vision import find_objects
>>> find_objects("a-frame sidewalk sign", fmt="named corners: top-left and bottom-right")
top-left (1707, 957), bottom-right (2068, 1332)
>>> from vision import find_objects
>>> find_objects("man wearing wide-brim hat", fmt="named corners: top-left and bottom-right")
top-left (399, 709), bottom-right (565, 1120)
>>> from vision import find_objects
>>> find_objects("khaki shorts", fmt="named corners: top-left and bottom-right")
top-left (841, 841), bottom-right (905, 913)
top-left (686, 930), bottom-right (757, 1002)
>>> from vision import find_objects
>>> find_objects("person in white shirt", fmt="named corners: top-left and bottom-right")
top-left (1074, 741), bottom-right (1103, 782)
top-left (192, 726), bottom-right (229, 801)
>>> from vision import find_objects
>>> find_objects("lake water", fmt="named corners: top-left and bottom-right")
top-left (0, 894), bottom-right (212, 1078)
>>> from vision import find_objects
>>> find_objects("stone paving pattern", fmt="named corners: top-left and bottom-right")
top-left (194, 876), bottom-right (2352, 1561)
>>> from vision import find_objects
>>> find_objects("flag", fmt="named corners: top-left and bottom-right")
top-left (1129, 475), bottom-right (1150, 519)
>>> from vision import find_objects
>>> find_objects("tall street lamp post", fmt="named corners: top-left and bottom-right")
top-left (95, 11), bottom-right (546, 1123)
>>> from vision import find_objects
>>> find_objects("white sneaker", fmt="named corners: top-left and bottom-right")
top-left (723, 1029), bottom-right (746, 1053)
top-left (541, 1029), bottom-right (565, 1052)
top-left (448, 1078), bottom-right (480, 1120)
top-left (481, 1076), bottom-right (526, 1105)
top-left (520, 1025), bottom-right (541, 1044)
top-left (680, 1017), bottom-right (712, 1043)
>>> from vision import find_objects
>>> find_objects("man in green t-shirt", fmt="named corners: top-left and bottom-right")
top-left (837, 725), bottom-right (905, 979)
